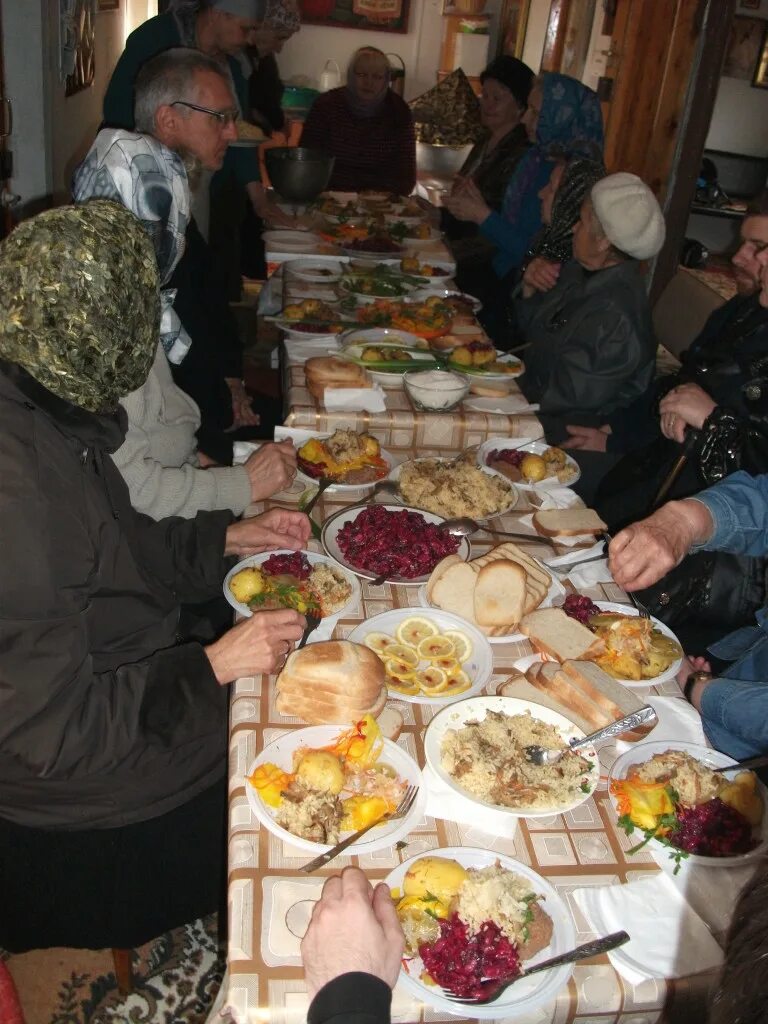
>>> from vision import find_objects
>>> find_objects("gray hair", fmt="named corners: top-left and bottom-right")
top-left (134, 47), bottom-right (229, 133)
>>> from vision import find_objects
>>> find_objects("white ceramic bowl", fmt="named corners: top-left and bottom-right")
top-left (403, 368), bottom-right (470, 411)
top-left (384, 846), bottom-right (576, 1020)
top-left (477, 438), bottom-right (581, 490)
top-left (340, 327), bottom-right (428, 350)
top-left (347, 607), bottom-right (493, 706)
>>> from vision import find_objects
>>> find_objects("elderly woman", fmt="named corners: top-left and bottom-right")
top-left (515, 172), bottom-right (665, 439)
top-left (247, 0), bottom-right (301, 134)
top-left (300, 47), bottom-right (416, 196)
top-left (0, 201), bottom-right (307, 953)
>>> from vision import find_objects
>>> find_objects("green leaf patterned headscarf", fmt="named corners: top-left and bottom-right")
top-left (0, 200), bottom-right (159, 413)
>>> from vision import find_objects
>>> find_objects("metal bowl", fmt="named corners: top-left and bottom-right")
top-left (416, 142), bottom-right (474, 178)
top-left (265, 147), bottom-right (336, 203)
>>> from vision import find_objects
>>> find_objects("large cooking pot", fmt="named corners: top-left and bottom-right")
top-left (265, 147), bottom-right (336, 203)
top-left (416, 142), bottom-right (474, 178)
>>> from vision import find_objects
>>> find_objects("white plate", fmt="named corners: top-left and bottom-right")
top-left (410, 287), bottom-right (483, 313)
top-left (263, 229), bottom-right (321, 247)
top-left (245, 726), bottom-right (425, 854)
top-left (400, 228), bottom-right (442, 247)
top-left (588, 601), bottom-right (683, 688)
top-left (424, 696), bottom-right (600, 817)
top-left (477, 438), bottom-right (581, 490)
top-left (464, 394), bottom-right (539, 414)
top-left (321, 503), bottom-right (471, 586)
top-left (340, 327), bottom-right (428, 351)
top-left (538, 538), bottom-right (605, 569)
top-left (384, 847), bottom-right (576, 1020)
top-left (337, 277), bottom-right (418, 303)
top-left (417, 555), bottom-right (566, 644)
top-left (347, 608), bottom-right (493, 706)
top-left (608, 740), bottom-right (768, 868)
top-left (341, 345), bottom-right (438, 384)
top-left (274, 320), bottom-right (347, 340)
top-left (448, 351), bottom-right (524, 381)
top-left (294, 435), bottom-right (399, 492)
top-left (285, 259), bottom-right (345, 284)
top-left (223, 549), bottom-right (360, 620)
top-left (388, 458), bottom-right (519, 521)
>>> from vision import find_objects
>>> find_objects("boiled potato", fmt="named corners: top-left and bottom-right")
top-left (229, 567), bottom-right (266, 603)
top-left (283, 304), bottom-right (304, 320)
top-left (361, 347), bottom-right (384, 362)
top-left (403, 856), bottom-right (468, 903)
top-left (296, 751), bottom-right (345, 794)
top-left (472, 347), bottom-right (496, 367)
top-left (450, 346), bottom-right (472, 366)
top-left (520, 454), bottom-right (548, 482)
top-left (341, 795), bottom-right (388, 831)
top-left (721, 771), bottom-right (764, 826)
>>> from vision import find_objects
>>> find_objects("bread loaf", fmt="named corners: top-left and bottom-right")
top-left (276, 640), bottom-right (386, 724)
top-left (474, 560), bottom-right (526, 626)
top-left (532, 509), bottom-right (607, 537)
top-left (520, 608), bottom-right (605, 661)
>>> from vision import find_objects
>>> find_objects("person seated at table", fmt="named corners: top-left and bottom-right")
top-left (567, 199), bottom-right (768, 650)
top-left (443, 72), bottom-right (603, 336)
top-left (441, 56), bottom-right (534, 276)
top-left (74, 103), bottom-right (296, 519)
top-left (0, 201), bottom-right (308, 954)
top-left (608, 468), bottom-right (768, 760)
top-left (302, 866), bottom-right (403, 1024)
top-left (514, 172), bottom-right (664, 442)
top-left (299, 47), bottom-right (416, 197)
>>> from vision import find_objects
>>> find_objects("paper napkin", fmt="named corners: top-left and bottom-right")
top-left (422, 764), bottom-right (519, 839)
top-left (323, 385), bottom-right (387, 413)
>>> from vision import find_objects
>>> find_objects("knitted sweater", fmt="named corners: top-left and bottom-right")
top-left (112, 344), bottom-right (252, 520)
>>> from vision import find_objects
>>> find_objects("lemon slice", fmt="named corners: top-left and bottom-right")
top-left (443, 669), bottom-right (471, 694)
top-left (385, 643), bottom-right (420, 667)
top-left (433, 656), bottom-right (460, 674)
top-left (415, 666), bottom-right (448, 694)
top-left (364, 632), bottom-right (398, 655)
top-left (417, 634), bottom-right (455, 660)
top-left (388, 678), bottom-right (421, 696)
top-left (385, 657), bottom-right (416, 680)
top-left (396, 616), bottom-right (439, 646)
top-left (443, 630), bottom-right (472, 663)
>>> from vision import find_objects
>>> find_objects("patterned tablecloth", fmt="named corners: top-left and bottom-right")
top-left (221, 461), bottom-right (724, 1024)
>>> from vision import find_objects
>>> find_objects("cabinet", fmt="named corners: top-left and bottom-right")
top-left (439, 13), bottom-right (491, 94)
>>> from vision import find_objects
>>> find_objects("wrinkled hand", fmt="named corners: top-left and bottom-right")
top-left (225, 508), bottom-right (311, 557)
top-left (205, 608), bottom-right (305, 683)
top-left (226, 378), bottom-right (261, 428)
top-left (676, 654), bottom-right (712, 689)
top-left (443, 178), bottom-right (490, 225)
top-left (302, 867), bottom-right (404, 1001)
top-left (522, 257), bottom-right (561, 297)
top-left (562, 424), bottom-right (610, 452)
top-left (608, 499), bottom-right (714, 591)
top-left (244, 441), bottom-right (298, 501)
top-left (658, 383), bottom-right (716, 443)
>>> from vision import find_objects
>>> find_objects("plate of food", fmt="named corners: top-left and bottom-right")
top-left (354, 299), bottom-right (453, 340)
top-left (274, 298), bottom-right (348, 339)
top-left (411, 288), bottom-right (483, 314)
top-left (399, 256), bottom-right (454, 281)
top-left (447, 341), bottom-right (524, 380)
top-left (285, 259), bottom-right (345, 284)
top-left (385, 847), bottom-right (576, 1019)
top-left (388, 457), bottom-right (519, 521)
top-left (400, 226), bottom-right (442, 248)
top-left (347, 608), bottom-right (493, 704)
top-left (609, 740), bottom-right (768, 871)
top-left (425, 695), bottom-right (599, 817)
top-left (321, 503), bottom-right (470, 586)
top-left (263, 229), bottom-right (323, 253)
top-left (341, 343), bottom-right (439, 381)
top-left (337, 273), bottom-right (419, 302)
top-left (224, 549), bottom-right (359, 620)
top-left (295, 429), bottom-right (397, 491)
top-left (245, 715), bottom-right (424, 853)
top-left (339, 327), bottom-right (428, 351)
top-left (341, 236), bottom-right (404, 259)
top-left (478, 439), bottom-right (580, 489)
top-left (418, 542), bottom-right (565, 643)
top-left (557, 597), bottom-right (683, 687)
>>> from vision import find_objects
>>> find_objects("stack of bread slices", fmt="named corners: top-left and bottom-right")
top-left (305, 356), bottom-right (371, 402)
top-left (276, 640), bottom-right (387, 724)
top-left (426, 543), bottom-right (551, 636)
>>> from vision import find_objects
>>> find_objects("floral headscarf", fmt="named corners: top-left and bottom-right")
top-left (264, 0), bottom-right (300, 33)
top-left (502, 73), bottom-right (604, 228)
top-left (0, 201), bottom-right (159, 413)
top-left (530, 157), bottom-right (606, 263)
top-left (73, 128), bottom-right (192, 364)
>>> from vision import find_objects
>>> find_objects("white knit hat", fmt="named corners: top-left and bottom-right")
top-left (590, 172), bottom-right (666, 260)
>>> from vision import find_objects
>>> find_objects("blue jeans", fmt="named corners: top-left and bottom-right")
top-left (701, 678), bottom-right (768, 759)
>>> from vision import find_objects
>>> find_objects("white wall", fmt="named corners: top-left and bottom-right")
top-left (706, 1), bottom-right (768, 157)
top-left (521, 0), bottom-right (549, 73)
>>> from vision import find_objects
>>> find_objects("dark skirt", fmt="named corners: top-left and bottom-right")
top-left (0, 776), bottom-right (227, 953)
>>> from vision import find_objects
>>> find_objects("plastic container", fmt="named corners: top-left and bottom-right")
top-left (403, 368), bottom-right (469, 411)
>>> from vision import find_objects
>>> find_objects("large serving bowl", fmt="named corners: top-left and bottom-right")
top-left (265, 147), bottom-right (336, 203)
top-left (416, 142), bottom-right (473, 178)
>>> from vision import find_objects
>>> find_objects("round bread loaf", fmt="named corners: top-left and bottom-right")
top-left (305, 356), bottom-right (368, 385)
top-left (276, 640), bottom-right (387, 724)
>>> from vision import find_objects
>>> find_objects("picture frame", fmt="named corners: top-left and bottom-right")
top-left (498, 0), bottom-right (531, 58)
top-left (723, 15), bottom-right (765, 81)
top-left (740, 0), bottom-right (760, 10)
top-left (97, 0), bottom-right (119, 9)
top-left (754, 22), bottom-right (768, 88)
top-left (299, 0), bottom-right (409, 33)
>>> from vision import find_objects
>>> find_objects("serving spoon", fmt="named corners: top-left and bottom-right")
top-left (438, 516), bottom-right (548, 543)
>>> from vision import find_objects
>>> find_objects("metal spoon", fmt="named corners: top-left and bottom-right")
top-left (438, 516), bottom-right (549, 543)
top-left (524, 706), bottom-right (657, 766)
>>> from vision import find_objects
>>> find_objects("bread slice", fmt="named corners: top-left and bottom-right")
top-left (426, 553), bottom-right (464, 602)
top-left (520, 608), bottom-right (605, 662)
top-left (561, 661), bottom-right (656, 740)
top-left (429, 561), bottom-right (478, 622)
top-left (532, 509), bottom-right (607, 537)
top-left (474, 560), bottom-right (527, 627)
top-left (377, 706), bottom-right (404, 741)
top-left (498, 674), bottom-right (603, 736)
top-left (276, 686), bottom-right (387, 725)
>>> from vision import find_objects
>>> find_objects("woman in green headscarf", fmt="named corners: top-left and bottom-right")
top-left (0, 200), bottom-right (309, 952)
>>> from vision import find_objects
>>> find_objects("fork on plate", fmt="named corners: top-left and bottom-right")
top-left (299, 784), bottom-right (419, 873)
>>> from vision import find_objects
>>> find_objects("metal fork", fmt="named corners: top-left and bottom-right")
top-left (299, 784), bottom-right (419, 873)
top-left (296, 613), bottom-right (322, 650)
top-left (600, 531), bottom-right (650, 619)
top-left (439, 931), bottom-right (630, 1004)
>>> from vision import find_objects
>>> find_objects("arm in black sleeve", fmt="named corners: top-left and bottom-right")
top-left (308, 973), bottom-right (392, 1024)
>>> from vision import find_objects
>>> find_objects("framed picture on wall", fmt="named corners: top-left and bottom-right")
top-left (723, 15), bottom-right (765, 80)
top-left (299, 0), bottom-right (410, 33)
top-left (498, 0), bottom-right (531, 59)
top-left (740, 0), bottom-right (760, 10)
top-left (754, 23), bottom-right (768, 88)
top-left (97, 0), bottom-right (119, 9)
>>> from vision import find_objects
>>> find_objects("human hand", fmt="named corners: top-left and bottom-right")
top-left (676, 654), bottom-right (713, 689)
top-left (226, 378), bottom-right (261, 428)
top-left (302, 867), bottom-right (404, 1000)
top-left (244, 441), bottom-right (298, 501)
top-left (225, 508), bottom-right (311, 557)
top-left (205, 608), bottom-right (305, 683)
top-left (522, 257), bottom-right (561, 296)
top-left (443, 179), bottom-right (490, 225)
top-left (562, 424), bottom-right (610, 452)
top-left (608, 499), bottom-right (714, 591)
top-left (658, 383), bottom-right (716, 442)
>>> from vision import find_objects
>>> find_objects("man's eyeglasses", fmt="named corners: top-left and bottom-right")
top-left (171, 100), bottom-right (238, 126)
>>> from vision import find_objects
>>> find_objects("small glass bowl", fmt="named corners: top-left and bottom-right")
top-left (403, 368), bottom-right (470, 412)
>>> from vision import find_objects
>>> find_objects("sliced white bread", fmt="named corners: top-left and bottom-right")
top-left (429, 561), bottom-right (478, 622)
top-left (520, 608), bottom-right (605, 662)
top-left (498, 673), bottom-right (606, 736)
top-left (426, 553), bottom-right (464, 602)
top-left (377, 706), bottom-right (404, 742)
top-left (561, 660), bottom-right (656, 740)
top-left (275, 686), bottom-right (387, 725)
top-left (474, 560), bottom-right (527, 627)
top-left (532, 509), bottom-right (607, 537)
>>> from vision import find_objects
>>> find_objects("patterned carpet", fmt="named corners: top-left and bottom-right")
top-left (2, 916), bottom-right (223, 1024)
